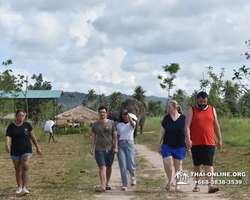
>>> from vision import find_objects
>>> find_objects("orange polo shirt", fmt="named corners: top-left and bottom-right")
top-left (190, 105), bottom-right (215, 146)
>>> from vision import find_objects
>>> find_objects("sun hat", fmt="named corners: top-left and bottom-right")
top-left (128, 113), bottom-right (138, 121)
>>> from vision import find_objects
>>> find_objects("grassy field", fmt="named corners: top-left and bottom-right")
top-left (0, 117), bottom-right (250, 199)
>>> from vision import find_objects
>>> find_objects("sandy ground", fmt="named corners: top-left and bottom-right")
top-left (95, 144), bottom-right (229, 200)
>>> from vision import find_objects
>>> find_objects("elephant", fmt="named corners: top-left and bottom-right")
top-left (119, 98), bottom-right (147, 139)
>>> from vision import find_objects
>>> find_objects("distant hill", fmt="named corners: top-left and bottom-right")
top-left (58, 92), bottom-right (167, 110)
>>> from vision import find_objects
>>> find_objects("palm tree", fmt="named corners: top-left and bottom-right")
top-left (132, 85), bottom-right (146, 103)
top-left (67, 92), bottom-right (76, 106)
top-left (86, 89), bottom-right (97, 106)
top-left (57, 103), bottom-right (65, 113)
top-left (171, 89), bottom-right (187, 109)
top-left (222, 80), bottom-right (241, 101)
top-left (96, 94), bottom-right (108, 108)
top-left (109, 92), bottom-right (123, 112)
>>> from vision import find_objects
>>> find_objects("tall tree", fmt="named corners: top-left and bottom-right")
top-left (109, 92), bottom-right (123, 112)
top-left (157, 63), bottom-right (181, 102)
top-left (171, 89), bottom-right (187, 111)
top-left (57, 103), bottom-right (65, 113)
top-left (85, 89), bottom-right (97, 106)
top-left (132, 85), bottom-right (146, 103)
top-left (96, 94), bottom-right (108, 108)
top-left (147, 100), bottom-right (164, 116)
top-left (68, 92), bottom-right (76, 106)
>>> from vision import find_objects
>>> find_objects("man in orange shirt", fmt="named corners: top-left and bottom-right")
top-left (185, 91), bottom-right (222, 193)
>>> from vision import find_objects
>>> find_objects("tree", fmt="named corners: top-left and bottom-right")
top-left (57, 103), bottom-right (66, 113)
top-left (171, 89), bottom-right (187, 111)
top-left (68, 92), bottom-right (76, 109)
top-left (109, 92), bottom-right (123, 112)
top-left (85, 89), bottom-right (97, 106)
top-left (132, 85), bottom-right (146, 103)
top-left (24, 73), bottom-right (52, 124)
top-left (0, 60), bottom-right (28, 117)
top-left (147, 100), bottom-right (164, 116)
top-left (95, 94), bottom-right (108, 108)
top-left (157, 63), bottom-right (181, 102)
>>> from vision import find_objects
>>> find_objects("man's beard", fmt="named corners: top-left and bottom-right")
top-left (197, 104), bottom-right (207, 110)
top-left (100, 116), bottom-right (106, 120)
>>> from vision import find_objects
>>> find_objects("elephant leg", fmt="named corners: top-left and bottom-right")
top-left (140, 125), bottom-right (143, 134)
top-left (134, 125), bottom-right (137, 139)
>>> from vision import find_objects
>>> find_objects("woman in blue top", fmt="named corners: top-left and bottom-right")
top-left (157, 100), bottom-right (186, 192)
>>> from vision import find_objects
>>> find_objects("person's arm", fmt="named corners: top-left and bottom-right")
top-left (90, 133), bottom-right (96, 155)
top-left (128, 113), bottom-right (135, 129)
top-left (113, 130), bottom-right (118, 154)
top-left (157, 126), bottom-right (165, 154)
top-left (5, 136), bottom-right (11, 153)
top-left (30, 130), bottom-right (42, 155)
top-left (213, 107), bottom-right (222, 149)
top-left (185, 107), bottom-right (193, 153)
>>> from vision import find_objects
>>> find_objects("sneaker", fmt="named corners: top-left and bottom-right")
top-left (15, 187), bottom-right (22, 195)
top-left (121, 187), bottom-right (127, 191)
top-left (131, 179), bottom-right (136, 186)
top-left (22, 187), bottom-right (29, 195)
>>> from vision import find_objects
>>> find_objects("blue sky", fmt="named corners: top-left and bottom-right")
top-left (0, 0), bottom-right (249, 98)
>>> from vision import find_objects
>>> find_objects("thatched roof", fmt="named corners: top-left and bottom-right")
top-left (54, 105), bottom-right (98, 125)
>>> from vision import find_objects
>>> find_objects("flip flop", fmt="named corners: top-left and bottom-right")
top-left (165, 183), bottom-right (171, 190)
top-left (96, 187), bottom-right (106, 192)
top-left (208, 187), bottom-right (219, 193)
top-left (193, 187), bottom-right (200, 192)
top-left (106, 186), bottom-right (111, 190)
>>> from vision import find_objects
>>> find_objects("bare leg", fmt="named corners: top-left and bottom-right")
top-left (106, 166), bottom-right (112, 187)
top-left (205, 165), bottom-right (219, 192)
top-left (21, 156), bottom-right (30, 188)
top-left (99, 166), bottom-right (106, 189)
top-left (13, 159), bottom-right (22, 188)
top-left (173, 158), bottom-right (183, 191)
top-left (163, 156), bottom-right (173, 190)
top-left (193, 165), bottom-right (202, 191)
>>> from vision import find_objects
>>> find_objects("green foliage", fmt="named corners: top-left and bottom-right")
top-left (132, 85), bottom-right (146, 103)
top-left (158, 63), bottom-right (181, 100)
top-left (147, 100), bottom-right (164, 116)
top-left (109, 91), bottom-right (123, 112)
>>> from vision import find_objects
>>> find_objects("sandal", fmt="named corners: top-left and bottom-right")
top-left (106, 186), bottom-right (111, 190)
top-left (208, 187), bottom-right (219, 193)
top-left (96, 187), bottom-right (106, 192)
top-left (165, 183), bottom-right (171, 190)
top-left (193, 187), bottom-right (200, 192)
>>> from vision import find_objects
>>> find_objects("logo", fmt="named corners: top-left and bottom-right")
top-left (174, 171), bottom-right (190, 185)
top-left (24, 128), bottom-right (29, 135)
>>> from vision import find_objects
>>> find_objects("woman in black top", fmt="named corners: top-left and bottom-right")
top-left (5, 109), bottom-right (42, 196)
top-left (157, 100), bottom-right (186, 192)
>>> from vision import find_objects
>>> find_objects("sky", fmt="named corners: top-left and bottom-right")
top-left (0, 0), bottom-right (249, 98)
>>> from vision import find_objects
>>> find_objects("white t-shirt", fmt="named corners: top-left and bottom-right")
top-left (43, 120), bottom-right (55, 133)
top-left (117, 121), bottom-right (136, 141)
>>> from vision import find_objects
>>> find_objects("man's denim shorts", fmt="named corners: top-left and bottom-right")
top-left (95, 150), bottom-right (114, 167)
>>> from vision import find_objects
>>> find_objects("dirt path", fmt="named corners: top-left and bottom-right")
top-left (96, 144), bottom-right (229, 200)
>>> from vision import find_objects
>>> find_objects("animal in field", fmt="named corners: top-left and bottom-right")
top-left (84, 133), bottom-right (92, 139)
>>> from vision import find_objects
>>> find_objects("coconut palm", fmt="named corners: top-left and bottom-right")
top-left (67, 92), bottom-right (76, 104)
top-left (109, 92), bottom-right (123, 112)
top-left (86, 89), bottom-right (97, 106)
top-left (96, 94), bottom-right (108, 108)
top-left (132, 85), bottom-right (146, 103)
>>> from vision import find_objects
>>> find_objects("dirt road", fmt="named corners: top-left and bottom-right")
top-left (96, 144), bottom-right (229, 200)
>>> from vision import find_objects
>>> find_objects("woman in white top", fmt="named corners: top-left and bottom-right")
top-left (117, 109), bottom-right (137, 191)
